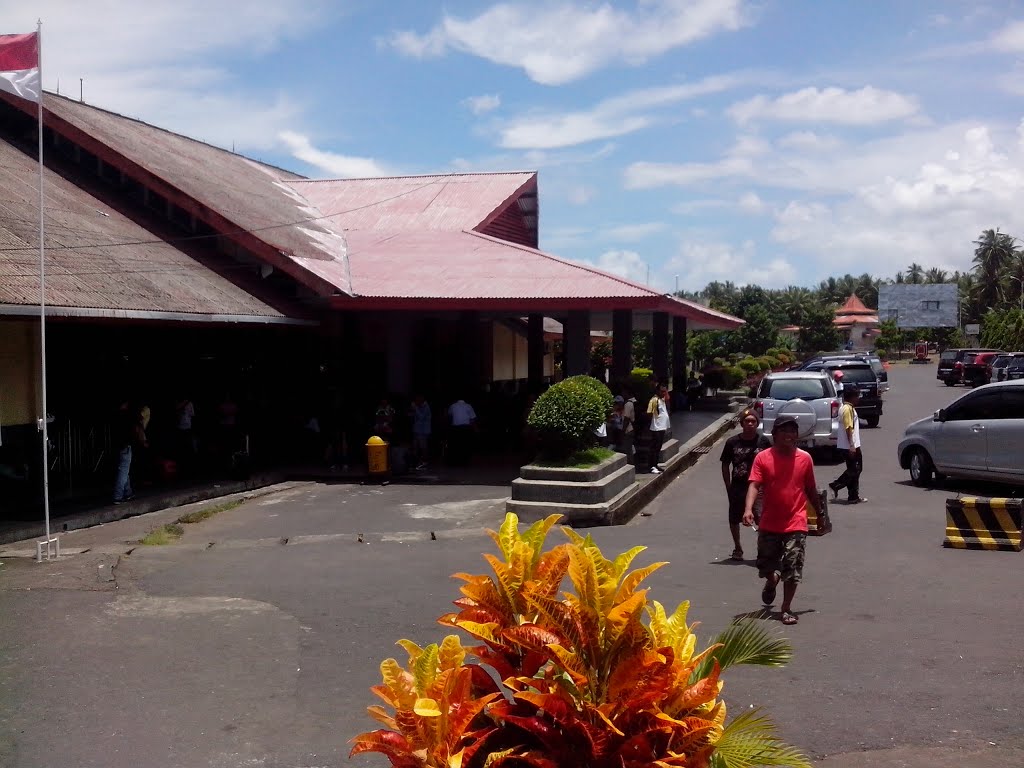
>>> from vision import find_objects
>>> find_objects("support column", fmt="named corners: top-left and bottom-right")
top-left (672, 316), bottom-right (688, 391)
top-left (387, 313), bottom-right (413, 395)
top-left (563, 310), bottom-right (591, 378)
top-left (527, 314), bottom-right (545, 391)
top-left (652, 311), bottom-right (669, 385)
top-left (457, 311), bottom-right (481, 391)
top-left (612, 309), bottom-right (633, 384)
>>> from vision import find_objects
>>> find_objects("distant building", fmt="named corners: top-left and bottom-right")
top-left (877, 284), bottom-right (958, 328)
top-left (833, 294), bottom-right (880, 351)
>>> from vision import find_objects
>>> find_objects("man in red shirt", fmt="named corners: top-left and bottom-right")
top-left (743, 413), bottom-right (822, 625)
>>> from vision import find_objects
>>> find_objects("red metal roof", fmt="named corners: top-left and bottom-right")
top-left (288, 173), bottom-right (535, 232)
top-left (0, 139), bottom-right (293, 321)
top-left (836, 293), bottom-right (873, 315)
top-left (834, 314), bottom-right (879, 326)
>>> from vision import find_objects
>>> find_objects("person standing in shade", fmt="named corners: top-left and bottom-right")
top-left (720, 408), bottom-right (771, 560)
top-left (743, 413), bottom-right (822, 626)
top-left (646, 384), bottom-right (670, 474)
top-left (620, 387), bottom-right (637, 464)
top-left (447, 396), bottom-right (477, 466)
top-left (409, 393), bottom-right (432, 470)
top-left (829, 387), bottom-right (867, 504)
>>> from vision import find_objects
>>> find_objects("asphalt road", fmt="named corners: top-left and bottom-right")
top-left (1, 362), bottom-right (1022, 768)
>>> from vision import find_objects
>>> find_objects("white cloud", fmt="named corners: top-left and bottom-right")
top-left (463, 94), bottom-right (501, 115)
top-left (728, 86), bottom-right (919, 125)
top-left (497, 74), bottom-right (752, 150)
top-left (777, 131), bottom-right (842, 151)
top-left (388, 0), bottom-right (748, 85)
top-left (279, 131), bottom-right (392, 178)
top-left (668, 239), bottom-right (796, 289)
top-left (582, 249), bottom-right (650, 284)
top-left (566, 185), bottom-right (596, 205)
top-left (1, 0), bottom-right (335, 151)
top-left (992, 20), bottom-right (1024, 52)
top-left (603, 222), bottom-right (667, 241)
top-left (738, 192), bottom-right (766, 213)
top-left (625, 155), bottom-right (752, 188)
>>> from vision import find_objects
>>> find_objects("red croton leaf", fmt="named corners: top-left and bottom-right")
top-left (349, 730), bottom-right (420, 768)
top-left (501, 623), bottom-right (563, 653)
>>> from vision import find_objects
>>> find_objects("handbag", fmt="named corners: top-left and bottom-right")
top-left (807, 489), bottom-right (832, 535)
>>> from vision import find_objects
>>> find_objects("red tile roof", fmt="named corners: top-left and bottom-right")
top-left (836, 293), bottom-right (873, 315)
top-left (0, 139), bottom-right (294, 321)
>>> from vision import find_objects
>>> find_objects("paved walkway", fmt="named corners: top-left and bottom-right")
top-left (0, 405), bottom-right (730, 547)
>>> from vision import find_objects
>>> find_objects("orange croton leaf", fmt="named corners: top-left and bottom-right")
top-left (667, 660), bottom-right (721, 713)
top-left (502, 623), bottom-right (564, 653)
top-left (349, 729), bottom-right (416, 763)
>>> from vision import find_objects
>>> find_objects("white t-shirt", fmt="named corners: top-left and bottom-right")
top-left (649, 397), bottom-right (670, 432)
top-left (448, 400), bottom-right (477, 426)
top-left (836, 402), bottom-right (861, 450)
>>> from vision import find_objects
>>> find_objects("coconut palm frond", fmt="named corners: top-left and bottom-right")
top-left (711, 710), bottom-right (812, 768)
top-left (692, 620), bottom-right (791, 680)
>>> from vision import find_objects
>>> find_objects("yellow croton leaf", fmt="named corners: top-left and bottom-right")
top-left (453, 620), bottom-right (502, 644)
top-left (413, 697), bottom-right (443, 717)
top-left (490, 512), bottom-right (520, 560)
top-left (412, 644), bottom-right (440, 696)
top-left (396, 639), bottom-right (424, 666)
top-left (438, 634), bottom-right (466, 670)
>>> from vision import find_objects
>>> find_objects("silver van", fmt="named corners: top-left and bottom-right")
top-left (754, 371), bottom-right (841, 452)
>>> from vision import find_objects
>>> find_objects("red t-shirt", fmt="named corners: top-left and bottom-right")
top-left (748, 447), bottom-right (817, 533)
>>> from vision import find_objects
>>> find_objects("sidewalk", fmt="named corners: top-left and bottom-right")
top-left (0, 401), bottom-right (743, 547)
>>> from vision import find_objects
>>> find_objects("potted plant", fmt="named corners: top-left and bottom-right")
top-left (352, 513), bottom-right (811, 768)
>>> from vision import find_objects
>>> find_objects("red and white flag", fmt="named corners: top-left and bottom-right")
top-left (0, 32), bottom-right (40, 102)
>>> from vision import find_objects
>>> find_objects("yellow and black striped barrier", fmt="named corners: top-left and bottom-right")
top-left (943, 497), bottom-right (1023, 552)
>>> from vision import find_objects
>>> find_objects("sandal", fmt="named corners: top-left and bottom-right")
top-left (730, 549), bottom-right (744, 561)
top-left (761, 581), bottom-right (776, 605)
top-left (781, 611), bottom-right (799, 625)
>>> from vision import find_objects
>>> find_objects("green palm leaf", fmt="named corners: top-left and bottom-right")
top-left (692, 620), bottom-right (791, 680)
top-left (711, 710), bottom-right (812, 768)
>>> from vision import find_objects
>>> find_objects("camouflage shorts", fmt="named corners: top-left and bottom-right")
top-left (756, 531), bottom-right (806, 583)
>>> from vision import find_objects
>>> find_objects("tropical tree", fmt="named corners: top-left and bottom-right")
top-left (854, 274), bottom-right (881, 309)
top-left (905, 263), bottom-right (924, 284)
top-left (924, 267), bottom-right (949, 284)
top-left (779, 286), bottom-right (815, 325)
top-left (972, 228), bottom-right (1018, 310)
top-left (1002, 251), bottom-right (1024, 311)
top-left (796, 301), bottom-right (840, 358)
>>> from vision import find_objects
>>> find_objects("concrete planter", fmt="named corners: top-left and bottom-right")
top-left (506, 453), bottom-right (638, 527)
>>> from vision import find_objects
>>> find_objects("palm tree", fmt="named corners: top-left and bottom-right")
top-left (924, 267), bottom-right (949, 284)
top-left (855, 273), bottom-right (881, 308)
top-left (1003, 252), bottom-right (1024, 310)
top-left (779, 286), bottom-right (814, 325)
top-left (905, 263), bottom-right (925, 284)
top-left (972, 228), bottom-right (1018, 310)
top-left (958, 272), bottom-right (980, 322)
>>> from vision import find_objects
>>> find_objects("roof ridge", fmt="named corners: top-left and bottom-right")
top-left (42, 91), bottom-right (304, 179)
top-left (465, 230), bottom-right (662, 297)
top-left (290, 170), bottom-right (537, 184)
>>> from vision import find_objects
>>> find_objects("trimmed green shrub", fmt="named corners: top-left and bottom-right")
top-left (563, 375), bottom-right (614, 413)
top-left (724, 366), bottom-right (746, 389)
top-left (761, 355), bottom-right (782, 370)
top-left (528, 379), bottom-right (609, 460)
top-left (737, 358), bottom-right (762, 374)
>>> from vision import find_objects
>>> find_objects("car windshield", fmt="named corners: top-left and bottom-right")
top-left (759, 378), bottom-right (831, 400)
top-left (1008, 358), bottom-right (1024, 371)
top-left (831, 366), bottom-right (876, 383)
top-left (940, 351), bottom-right (957, 362)
top-left (963, 353), bottom-right (979, 364)
top-left (993, 356), bottom-right (1013, 367)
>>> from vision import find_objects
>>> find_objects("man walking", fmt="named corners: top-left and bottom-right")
top-left (743, 413), bottom-right (822, 625)
top-left (720, 408), bottom-right (771, 561)
top-left (829, 387), bottom-right (867, 504)
top-left (620, 387), bottom-right (637, 464)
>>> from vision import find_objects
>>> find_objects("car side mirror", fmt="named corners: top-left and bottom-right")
top-left (934, 408), bottom-right (946, 422)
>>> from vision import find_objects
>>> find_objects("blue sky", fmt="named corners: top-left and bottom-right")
top-left (7, 1), bottom-right (1024, 293)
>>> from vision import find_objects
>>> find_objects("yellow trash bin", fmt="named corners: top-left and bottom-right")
top-left (366, 436), bottom-right (389, 476)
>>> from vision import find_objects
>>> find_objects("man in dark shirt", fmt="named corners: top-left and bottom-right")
top-left (720, 408), bottom-right (770, 560)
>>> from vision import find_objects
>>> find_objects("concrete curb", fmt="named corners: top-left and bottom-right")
top-left (611, 407), bottom-right (743, 525)
top-left (0, 472), bottom-right (288, 546)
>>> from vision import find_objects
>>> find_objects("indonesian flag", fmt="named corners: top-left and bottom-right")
top-left (0, 32), bottom-right (40, 102)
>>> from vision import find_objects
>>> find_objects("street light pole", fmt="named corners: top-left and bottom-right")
top-left (674, 274), bottom-right (679, 295)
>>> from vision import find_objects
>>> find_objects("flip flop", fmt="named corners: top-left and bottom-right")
top-left (761, 581), bottom-right (776, 605)
top-left (781, 611), bottom-right (799, 625)
top-left (730, 549), bottom-right (744, 561)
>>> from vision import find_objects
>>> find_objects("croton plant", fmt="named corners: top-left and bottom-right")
top-left (351, 514), bottom-right (810, 768)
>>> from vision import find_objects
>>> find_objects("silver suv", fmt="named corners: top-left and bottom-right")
top-left (754, 371), bottom-right (840, 451)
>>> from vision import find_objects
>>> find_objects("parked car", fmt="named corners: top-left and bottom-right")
top-left (1006, 357), bottom-right (1024, 380)
top-left (897, 380), bottom-right (1024, 486)
top-left (753, 371), bottom-right (840, 452)
top-left (936, 348), bottom-right (1001, 386)
top-left (798, 352), bottom-right (888, 392)
top-left (801, 360), bottom-right (883, 427)
top-left (960, 351), bottom-right (1004, 387)
top-left (991, 352), bottom-right (1024, 381)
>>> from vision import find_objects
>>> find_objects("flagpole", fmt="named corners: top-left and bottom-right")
top-left (36, 18), bottom-right (53, 557)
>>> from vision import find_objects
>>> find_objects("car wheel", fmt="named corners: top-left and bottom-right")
top-left (866, 415), bottom-right (880, 428)
top-left (908, 448), bottom-right (935, 487)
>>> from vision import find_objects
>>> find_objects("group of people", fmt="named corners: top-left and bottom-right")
top-left (719, 385), bottom-right (866, 625)
top-left (598, 384), bottom-right (673, 473)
